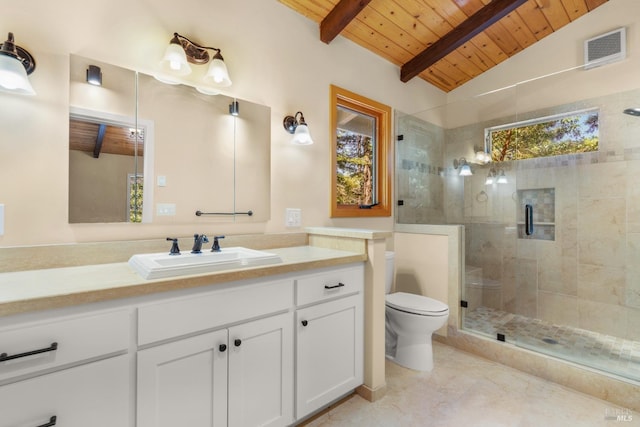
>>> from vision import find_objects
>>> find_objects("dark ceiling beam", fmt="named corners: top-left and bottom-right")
top-left (400, 0), bottom-right (528, 83)
top-left (320, 0), bottom-right (373, 44)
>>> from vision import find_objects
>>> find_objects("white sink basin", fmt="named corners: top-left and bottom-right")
top-left (128, 247), bottom-right (283, 279)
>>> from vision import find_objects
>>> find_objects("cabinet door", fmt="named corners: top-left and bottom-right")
top-left (0, 355), bottom-right (129, 427)
top-left (137, 330), bottom-right (228, 427)
top-left (228, 312), bottom-right (293, 427)
top-left (296, 294), bottom-right (363, 419)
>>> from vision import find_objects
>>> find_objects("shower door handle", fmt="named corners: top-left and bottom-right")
top-left (525, 204), bottom-right (533, 236)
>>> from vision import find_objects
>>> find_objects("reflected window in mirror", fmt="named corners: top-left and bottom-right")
top-left (330, 85), bottom-right (391, 217)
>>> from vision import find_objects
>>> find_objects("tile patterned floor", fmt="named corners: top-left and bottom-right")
top-left (302, 342), bottom-right (638, 426)
top-left (463, 306), bottom-right (640, 382)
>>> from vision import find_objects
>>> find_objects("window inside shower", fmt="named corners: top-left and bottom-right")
top-left (395, 69), bottom-right (640, 383)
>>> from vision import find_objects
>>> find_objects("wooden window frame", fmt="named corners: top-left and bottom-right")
top-left (330, 85), bottom-right (392, 218)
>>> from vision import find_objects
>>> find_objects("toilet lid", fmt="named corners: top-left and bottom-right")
top-left (386, 292), bottom-right (449, 315)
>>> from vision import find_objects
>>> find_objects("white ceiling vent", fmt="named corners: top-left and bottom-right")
top-left (584, 27), bottom-right (626, 70)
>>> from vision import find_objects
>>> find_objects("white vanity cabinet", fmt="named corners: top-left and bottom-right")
top-left (136, 279), bottom-right (294, 427)
top-left (294, 265), bottom-right (364, 420)
top-left (0, 309), bottom-right (131, 427)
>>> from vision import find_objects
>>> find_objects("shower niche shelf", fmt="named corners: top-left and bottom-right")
top-left (516, 188), bottom-right (555, 241)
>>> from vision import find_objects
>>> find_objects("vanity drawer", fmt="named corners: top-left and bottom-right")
top-left (138, 278), bottom-right (294, 346)
top-left (0, 355), bottom-right (129, 427)
top-left (296, 264), bottom-right (364, 307)
top-left (0, 309), bottom-right (130, 383)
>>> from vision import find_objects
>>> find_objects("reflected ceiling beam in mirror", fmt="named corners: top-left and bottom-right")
top-left (93, 124), bottom-right (106, 158)
top-left (69, 119), bottom-right (144, 157)
top-left (400, 0), bottom-right (528, 83)
top-left (320, 0), bottom-right (373, 44)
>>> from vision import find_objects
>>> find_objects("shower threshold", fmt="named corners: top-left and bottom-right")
top-left (464, 306), bottom-right (640, 382)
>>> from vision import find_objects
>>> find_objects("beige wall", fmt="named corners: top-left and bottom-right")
top-left (0, 0), bottom-right (445, 247)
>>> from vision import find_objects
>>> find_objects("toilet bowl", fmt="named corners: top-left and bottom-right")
top-left (385, 251), bottom-right (449, 371)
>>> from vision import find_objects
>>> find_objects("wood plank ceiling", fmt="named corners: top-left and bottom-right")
top-left (278, 0), bottom-right (609, 92)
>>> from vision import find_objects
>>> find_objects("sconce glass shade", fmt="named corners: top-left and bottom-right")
top-left (0, 54), bottom-right (34, 95)
top-left (291, 123), bottom-right (313, 145)
top-left (497, 170), bottom-right (508, 184)
top-left (475, 151), bottom-right (491, 164)
top-left (485, 174), bottom-right (494, 185)
top-left (203, 52), bottom-right (232, 87)
top-left (160, 42), bottom-right (191, 76)
top-left (0, 32), bottom-right (36, 96)
top-left (459, 164), bottom-right (472, 176)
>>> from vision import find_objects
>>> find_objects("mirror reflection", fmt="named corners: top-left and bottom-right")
top-left (68, 55), bottom-right (271, 225)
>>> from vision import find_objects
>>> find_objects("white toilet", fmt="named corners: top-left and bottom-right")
top-left (385, 251), bottom-right (449, 371)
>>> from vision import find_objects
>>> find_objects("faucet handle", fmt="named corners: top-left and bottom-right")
top-left (212, 235), bottom-right (225, 252)
top-left (166, 237), bottom-right (180, 255)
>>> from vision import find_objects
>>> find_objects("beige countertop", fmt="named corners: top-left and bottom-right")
top-left (0, 246), bottom-right (366, 317)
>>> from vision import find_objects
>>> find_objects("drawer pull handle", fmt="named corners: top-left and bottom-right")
top-left (301, 320), bottom-right (308, 327)
top-left (0, 342), bottom-right (58, 362)
top-left (234, 339), bottom-right (242, 347)
top-left (36, 416), bottom-right (57, 427)
top-left (324, 283), bottom-right (345, 290)
top-left (219, 344), bottom-right (227, 352)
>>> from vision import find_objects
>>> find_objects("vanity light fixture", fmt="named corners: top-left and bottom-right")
top-left (158, 32), bottom-right (232, 89)
top-left (475, 150), bottom-right (491, 164)
top-left (86, 65), bottom-right (102, 86)
top-left (229, 99), bottom-right (239, 116)
top-left (453, 158), bottom-right (472, 176)
top-left (485, 169), bottom-right (495, 185)
top-left (283, 111), bottom-right (314, 145)
top-left (497, 169), bottom-right (508, 184)
top-left (0, 32), bottom-right (36, 95)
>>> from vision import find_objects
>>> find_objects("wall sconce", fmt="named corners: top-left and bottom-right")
top-left (485, 169), bottom-right (495, 185)
top-left (283, 111), bottom-right (314, 145)
top-left (485, 168), bottom-right (508, 185)
top-left (453, 158), bottom-right (472, 176)
top-left (86, 65), bottom-right (102, 86)
top-left (229, 99), bottom-right (239, 116)
top-left (158, 32), bottom-right (232, 89)
top-left (475, 150), bottom-right (491, 164)
top-left (0, 32), bottom-right (36, 95)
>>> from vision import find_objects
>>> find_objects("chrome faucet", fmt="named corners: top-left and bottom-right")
top-left (211, 235), bottom-right (225, 252)
top-left (191, 234), bottom-right (209, 254)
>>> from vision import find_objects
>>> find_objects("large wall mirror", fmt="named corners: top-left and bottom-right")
top-left (68, 55), bottom-right (271, 224)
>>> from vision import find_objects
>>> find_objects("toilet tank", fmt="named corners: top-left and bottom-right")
top-left (385, 251), bottom-right (395, 294)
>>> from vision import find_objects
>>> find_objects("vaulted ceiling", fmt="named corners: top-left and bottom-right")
top-left (278, 0), bottom-right (609, 92)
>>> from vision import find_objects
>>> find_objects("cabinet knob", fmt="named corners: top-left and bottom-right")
top-left (219, 344), bottom-right (227, 352)
top-left (234, 339), bottom-right (242, 347)
top-left (301, 320), bottom-right (308, 327)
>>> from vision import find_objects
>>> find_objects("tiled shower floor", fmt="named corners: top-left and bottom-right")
top-left (464, 306), bottom-right (640, 382)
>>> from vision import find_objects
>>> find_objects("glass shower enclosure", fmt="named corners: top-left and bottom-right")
top-left (396, 66), bottom-right (640, 383)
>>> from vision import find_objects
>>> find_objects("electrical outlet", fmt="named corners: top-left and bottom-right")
top-left (285, 208), bottom-right (301, 227)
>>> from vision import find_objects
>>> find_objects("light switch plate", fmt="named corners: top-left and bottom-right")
top-left (285, 208), bottom-right (301, 227)
top-left (157, 203), bottom-right (176, 216)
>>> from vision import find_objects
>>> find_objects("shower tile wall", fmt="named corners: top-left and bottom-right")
top-left (395, 115), bottom-right (447, 224)
top-left (438, 88), bottom-right (640, 343)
